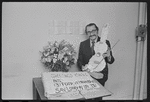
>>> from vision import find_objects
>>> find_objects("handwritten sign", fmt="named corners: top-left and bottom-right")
top-left (42, 72), bottom-right (100, 96)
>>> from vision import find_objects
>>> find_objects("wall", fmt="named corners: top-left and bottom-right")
top-left (2, 2), bottom-right (139, 99)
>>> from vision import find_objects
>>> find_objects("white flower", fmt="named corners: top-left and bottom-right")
top-left (67, 51), bottom-right (71, 55)
top-left (63, 57), bottom-right (68, 63)
top-left (51, 47), bottom-right (55, 53)
top-left (43, 52), bottom-right (49, 57)
top-left (47, 56), bottom-right (52, 62)
top-left (53, 58), bottom-right (57, 63)
top-left (66, 61), bottom-right (69, 65)
top-left (48, 41), bottom-right (52, 46)
top-left (45, 58), bottom-right (48, 62)
top-left (53, 54), bottom-right (58, 59)
top-left (63, 47), bottom-right (68, 51)
top-left (58, 53), bottom-right (64, 60)
top-left (55, 41), bottom-right (59, 47)
top-left (73, 58), bottom-right (77, 63)
top-left (47, 48), bottom-right (51, 52)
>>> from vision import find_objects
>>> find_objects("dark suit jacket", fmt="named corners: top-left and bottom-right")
top-left (77, 36), bottom-right (115, 85)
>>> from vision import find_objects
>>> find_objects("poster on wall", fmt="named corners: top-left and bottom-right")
top-left (42, 72), bottom-right (112, 100)
top-left (48, 20), bottom-right (86, 35)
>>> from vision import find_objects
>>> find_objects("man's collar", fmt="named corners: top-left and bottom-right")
top-left (90, 37), bottom-right (98, 47)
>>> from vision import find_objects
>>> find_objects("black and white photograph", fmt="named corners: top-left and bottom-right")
top-left (2, 2), bottom-right (147, 100)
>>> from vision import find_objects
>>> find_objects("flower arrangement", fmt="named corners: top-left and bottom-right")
top-left (40, 40), bottom-right (77, 72)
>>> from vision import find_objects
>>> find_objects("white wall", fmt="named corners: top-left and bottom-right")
top-left (2, 2), bottom-right (139, 99)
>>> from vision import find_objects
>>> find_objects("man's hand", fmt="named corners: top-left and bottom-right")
top-left (82, 65), bottom-right (88, 71)
top-left (103, 47), bottom-right (111, 59)
top-left (88, 72), bottom-right (104, 79)
top-left (82, 65), bottom-right (104, 79)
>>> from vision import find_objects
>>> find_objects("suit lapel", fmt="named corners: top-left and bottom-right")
top-left (85, 39), bottom-right (92, 56)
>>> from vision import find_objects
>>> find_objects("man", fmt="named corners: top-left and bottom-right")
top-left (77, 23), bottom-right (115, 86)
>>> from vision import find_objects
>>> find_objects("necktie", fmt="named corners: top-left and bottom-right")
top-left (91, 41), bottom-right (95, 55)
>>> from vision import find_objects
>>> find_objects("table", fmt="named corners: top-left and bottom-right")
top-left (33, 77), bottom-right (47, 100)
top-left (33, 77), bottom-right (112, 100)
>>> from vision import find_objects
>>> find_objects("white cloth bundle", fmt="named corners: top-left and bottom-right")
top-left (84, 23), bottom-right (110, 72)
top-left (86, 42), bottom-right (108, 72)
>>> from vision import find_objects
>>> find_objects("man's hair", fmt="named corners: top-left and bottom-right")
top-left (85, 23), bottom-right (99, 34)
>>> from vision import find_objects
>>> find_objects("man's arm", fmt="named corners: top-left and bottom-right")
top-left (104, 40), bottom-right (115, 64)
top-left (77, 42), bottom-right (83, 71)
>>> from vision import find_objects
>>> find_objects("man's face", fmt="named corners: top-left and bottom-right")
top-left (86, 25), bottom-right (98, 41)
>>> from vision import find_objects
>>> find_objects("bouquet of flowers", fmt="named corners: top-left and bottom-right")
top-left (40, 40), bottom-right (77, 72)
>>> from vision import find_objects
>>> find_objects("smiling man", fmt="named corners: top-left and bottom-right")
top-left (77, 23), bottom-right (115, 87)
